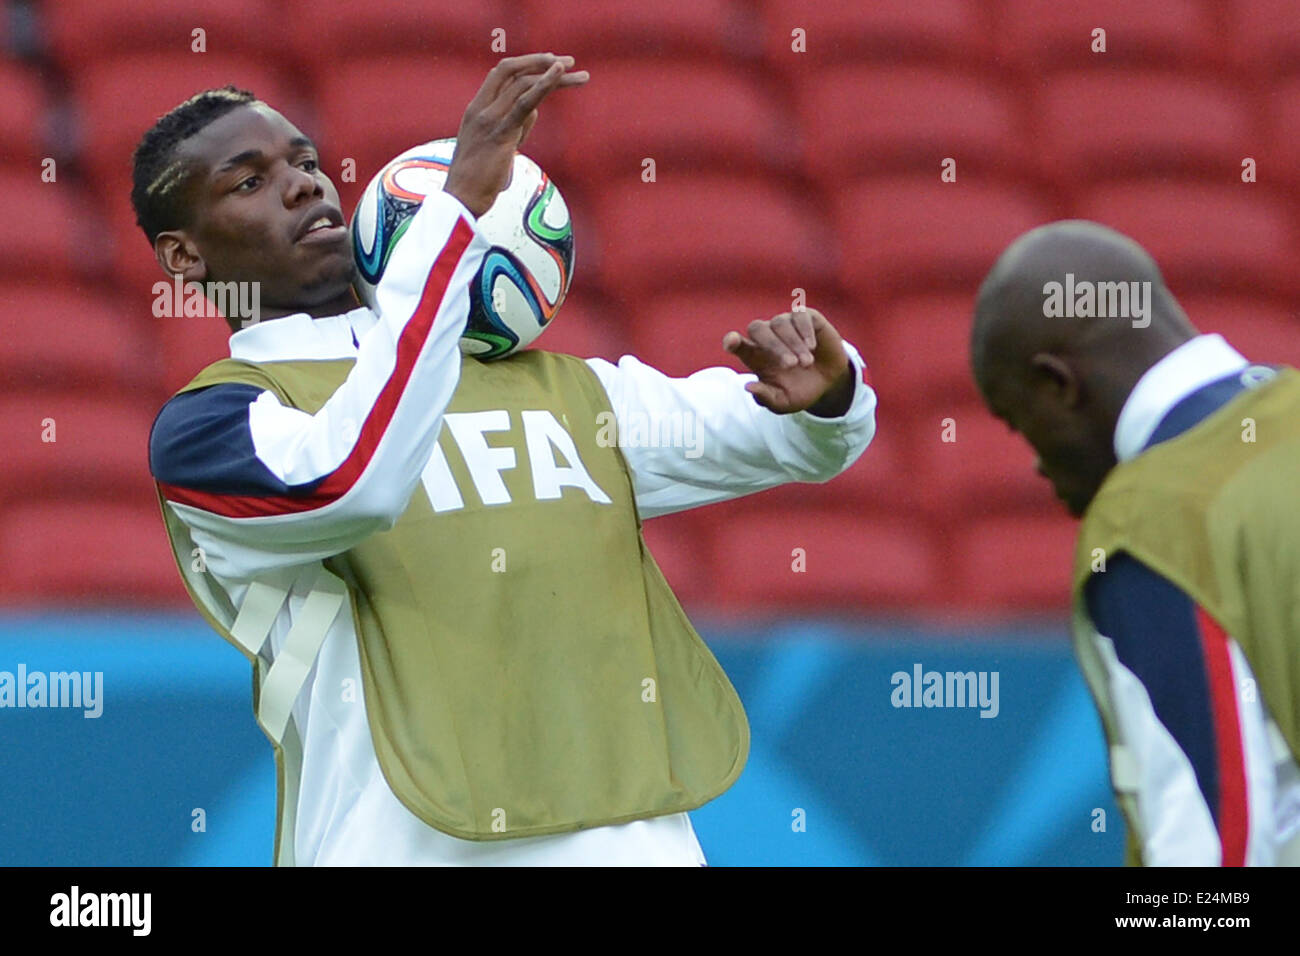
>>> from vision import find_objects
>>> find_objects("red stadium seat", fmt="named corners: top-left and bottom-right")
top-left (641, 510), bottom-right (717, 611)
top-left (552, 60), bottom-right (786, 181)
top-left (592, 175), bottom-right (829, 301)
top-left (0, 282), bottom-right (159, 392)
top-left (525, 294), bottom-right (631, 364)
top-left (625, 287), bottom-right (853, 379)
top-left (1264, 76), bottom-right (1300, 182)
top-left (953, 512), bottom-right (1077, 612)
top-left (0, 60), bottom-right (49, 168)
top-left (1076, 181), bottom-right (1297, 298)
top-left (0, 169), bottom-right (89, 281)
top-left (157, 309), bottom-right (237, 396)
top-left (524, 0), bottom-right (744, 59)
top-left (1035, 71), bottom-right (1252, 187)
top-left (0, 391), bottom-right (159, 507)
top-left (0, 496), bottom-right (187, 606)
top-left (1231, 0), bottom-right (1300, 76)
top-left (995, 0), bottom-right (1219, 72)
top-left (793, 66), bottom-right (1027, 184)
top-left (709, 505), bottom-right (943, 611)
top-left (865, 293), bottom-right (983, 406)
top-left (911, 402), bottom-right (1057, 520)
top-left (834, 176), bottom-right (1056, 303)
top-left (758, 0), bottom-right (989, 72)
top-left (282, 0), bottom-right (511, 63)
top-left (1180, 294), bottom-right (1300, 369)
top-left (43, 0), bottom-right (276, 69)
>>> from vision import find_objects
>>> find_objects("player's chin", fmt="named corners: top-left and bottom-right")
top-left (294, 257), bottom-right (358, 301)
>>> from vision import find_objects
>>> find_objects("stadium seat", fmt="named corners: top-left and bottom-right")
top-left (0, 282), bottom-right (158, 391)
top-left (1076, 181), bottom-right (1297, 298)
top-left (1264, 76), bottom-right (1300, 181)
top-left (758, 0), bottom-right (989, 72)
top-left (0, 391), bottom-right (159, 507)
top-left (640, 510), bottom-right (717, 610)
top-left (592, 174), bottom-right (829, 301)
top-left (793, 66), bottom-right (1027, 184)
top-left (709, 505), bottom-right (942, 610)
top-left (524, 0), bottom-right (744, 59)
top-left (157, 308), bottom-right (237, 396)
top-left (625, 287), bottom-right (853, 379)
top-left (552, 60), bottom-right (786, 181)
top-left (0, 169), bottom-right (87, 280)
top-left (282, 0), bottom-right (511, 63)
top-left (1231, 0), bottom-right (1300, 76)
top-left (42, 0), bottom-right (276, 69)
top-left (0, 496), bottom-right (188, 606)
top-left (952, 512), bottom-right (1077, 612)
top-left (0, 60), bottom-right (49, 168)
top-left (910, 402), bottom-right (1057, 520)
top-left (834, 176), bottom-right (1056, 303)
top-left (1180, 294), bottom-right (1300, 369)
top-left (864, 293), bottom-right (984, 406)
top-left (995, 0), bottom-right (1219, 72)
top-left (1035, 71), bottom-right (1252, 188)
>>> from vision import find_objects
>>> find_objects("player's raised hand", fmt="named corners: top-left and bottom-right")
top-left (444, 53), bottom-right (589, 217)
top-left (722, 309), bottom-right (855, 416)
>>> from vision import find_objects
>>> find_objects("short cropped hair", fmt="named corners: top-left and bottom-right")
top-left (130, 85), bottom-right (256, 244)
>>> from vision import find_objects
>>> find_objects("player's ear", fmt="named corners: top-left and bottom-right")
top-left (155, 230), bottom-right (207, 283)
top-left (1029, 352), bottom-right (1081, 408)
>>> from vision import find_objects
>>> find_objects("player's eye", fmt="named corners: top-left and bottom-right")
top-left (234, 175), bottom-right (260, 192)
top-left (299, 158), bottom-right (319, 172)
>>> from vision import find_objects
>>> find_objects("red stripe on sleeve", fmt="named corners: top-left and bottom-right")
top-left (159, 216), bottom-right (476, 519)
top-left (1195, 606), bottom-right (1249, 866)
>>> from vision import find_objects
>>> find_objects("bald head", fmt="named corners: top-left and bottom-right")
top-left (972, 220), bottom-right (1193, 394)
top-left (970, 220), bottom-right (1198, 516)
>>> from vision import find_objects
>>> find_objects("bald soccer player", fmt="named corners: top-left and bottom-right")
top-left (971, 220), bottom-right (1300, 866)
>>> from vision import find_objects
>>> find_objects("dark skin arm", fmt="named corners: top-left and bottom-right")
top-left (723, 309), bottom-right (856, 417)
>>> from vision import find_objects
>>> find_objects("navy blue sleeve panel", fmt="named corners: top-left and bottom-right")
top-left (149, 384), bottom-right (326, 497)
top-left (1084, 553), bottom-right (1221, 828)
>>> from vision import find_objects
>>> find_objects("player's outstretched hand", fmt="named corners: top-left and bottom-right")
top-left (723, 309), bottom-right (855, 416)
top-left (444, 53), bottom-right (588, 218)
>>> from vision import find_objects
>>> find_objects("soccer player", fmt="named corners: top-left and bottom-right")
top-left (139, 54), bottom-right (877, 865)
top-left (971, 220), bottom-right (1300, 865)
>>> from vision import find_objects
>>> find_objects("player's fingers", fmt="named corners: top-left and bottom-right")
top-left (749, 319), bottom-right (799, 368)
top-left (510, 61), bottom-right (583, 123)
top-left (769, 314), bottom-right (815, 367)
top-left (791, 310), bottom-right (818, 351)
top-left (478, 53), bottom-right (567, 102)
top-left (723, 330), bottom-right (766, 370)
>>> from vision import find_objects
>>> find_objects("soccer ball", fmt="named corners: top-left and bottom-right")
top-left (351, 138), bottom-right (574, 360)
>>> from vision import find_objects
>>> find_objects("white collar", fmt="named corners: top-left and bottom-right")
top-left (228, 307), bottom-right (379, 362)
top-left (1113, 333), bottom-right (1248, 462)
